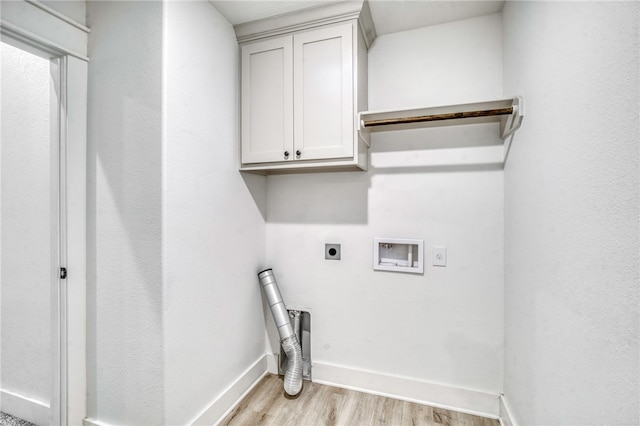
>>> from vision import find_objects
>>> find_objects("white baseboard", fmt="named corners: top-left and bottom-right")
top-left (84, 356), bottom-right (267, 426)
top-left (190, 355), bottom-right (268, 426)
top-left (266, 352), bottom-right (279, 374)
top-left (312, 362), bottom-right (500, 419)
top-left (0, 388), bottom-right (49, 426)
top-left (83, 417), bottom-right (118, 426)
top-left (499, 394), bottom-right (517, 426)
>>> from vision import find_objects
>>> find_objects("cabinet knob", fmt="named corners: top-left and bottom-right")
top-left (296, 150), bottom-right (302, 157)
top-left (284, 151), bottom-right (289, 159)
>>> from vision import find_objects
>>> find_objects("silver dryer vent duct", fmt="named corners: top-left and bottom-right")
top-left (258, 269), bottom-right (303, 396)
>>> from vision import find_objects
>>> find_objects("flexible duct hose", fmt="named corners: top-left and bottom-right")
top-left (258, 269), bottom-right (303, 396)
top-left (280, 334), bottom-right (303, 395)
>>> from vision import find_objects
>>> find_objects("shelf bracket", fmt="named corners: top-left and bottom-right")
top-left (499, 96), bottom-right (524, 140)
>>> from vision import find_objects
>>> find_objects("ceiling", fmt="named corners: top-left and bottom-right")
top-left (210, 1), bottom-right (505, 36)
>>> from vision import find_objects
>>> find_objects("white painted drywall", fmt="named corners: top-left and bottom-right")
top-left (368, 1), bottom-right (504, 36)
top-left (86, 1), bottom-right (267, 423)
top-left (0, 42), bottom-right (52, 410)
top-left (265, 13), bottom-right (505, 394)
top-left (86, 2), bottom-right (165, 424)
top-left (163, 2), bottom-right (266, 424)
top-left (368, 13), bottom-right (503, 110)
top-left (503, 2), bottom-right (639, 425)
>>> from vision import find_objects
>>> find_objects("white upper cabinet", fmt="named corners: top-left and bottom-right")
top-left (293, 24), bottom-right (353, 162)
top-left (241, 36), bottom-right (293, 164)
top-left (237, 2), bottom-right (375, 174)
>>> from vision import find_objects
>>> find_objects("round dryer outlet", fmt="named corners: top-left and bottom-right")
top-left (325, 243), bottom-right (341, 260)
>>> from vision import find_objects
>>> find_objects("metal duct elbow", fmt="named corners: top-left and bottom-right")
top-left (258, 269), bottom-right (303, 396)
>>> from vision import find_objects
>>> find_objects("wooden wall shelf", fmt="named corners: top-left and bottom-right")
top-left (358, 96), bottom-right (524, 141)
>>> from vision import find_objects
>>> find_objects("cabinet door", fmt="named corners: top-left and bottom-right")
top-left (241, 36), bottom-right (293, 164)
top-left (294, 24), bottom-right (354, 161)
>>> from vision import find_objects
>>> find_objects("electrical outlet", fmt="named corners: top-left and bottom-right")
top-left (432, 246), bottom-right (446, 267)
top-left (325, 244), bottom-right (341, 260)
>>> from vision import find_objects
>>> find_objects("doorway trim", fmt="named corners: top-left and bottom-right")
top-left (1, 3), bottom-right (88, 424)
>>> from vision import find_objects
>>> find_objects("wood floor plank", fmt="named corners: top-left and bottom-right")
top-left (220, 374), bottom-right (499, 426)
top-left (405, 399), bottom-right (435, 426)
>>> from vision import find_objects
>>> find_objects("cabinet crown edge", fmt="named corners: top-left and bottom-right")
top-left (234, 0), bottom-right (376, 47)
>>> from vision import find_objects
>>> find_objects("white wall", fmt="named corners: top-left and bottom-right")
top-left (0, 41), bottom-right (52, 411)
top-left (87, 1), bottom-right (267, 424)
top-left (369, 13), bottom-right (503, 110)
top-left (163, 2), bottom-right (266, 424)
top-left (86, 2), bottom-right (165, 424)
top-left (502, 2), bottom-right (639, 425)
top-left (265, 13), bottom-right (505, 396)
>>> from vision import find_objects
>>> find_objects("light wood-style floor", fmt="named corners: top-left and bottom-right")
top-left (220, 374), bottom-right (499, 426)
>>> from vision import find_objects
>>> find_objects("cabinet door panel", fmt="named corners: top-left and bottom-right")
top-left (294, 24), bottom-right (353, 161)
top-left (241, 36), bottom-right (293, 164)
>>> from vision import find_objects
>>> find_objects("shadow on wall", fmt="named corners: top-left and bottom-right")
top-left (263, 122), bottom-right (506, 225)
top-left (85, 1), bottom-right (165, 417)
top-left (266, 171), bottom-right (370, 225)
top-left (370, 122), bottom-right (505, 174)
top-left (86, 94), bottom-right (165, 418)
top-left (371, 122), bottom-right (503, 153)
top-left (370, 163), bottom-right (503, 174)
top-left (241, 172), bottom-right (268, 221)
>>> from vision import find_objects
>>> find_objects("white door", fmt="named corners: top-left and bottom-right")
top-left (1, 35), bottom-right (87, 426)
top-left (0, 41), bottom-right (60, 426)
top-left (241, 35), bottom-right (294, 164)
top-left (293, 23), bottom-right (354, 161)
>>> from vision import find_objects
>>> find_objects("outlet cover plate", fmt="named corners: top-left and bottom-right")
top-left (432, 246), bottom-right (447, 267)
